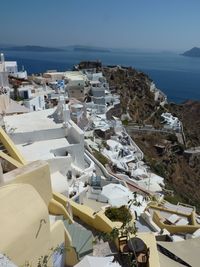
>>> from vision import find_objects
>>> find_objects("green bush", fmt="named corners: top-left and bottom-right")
top-left (93, 150), bottom-right (109, 165)
top-left (154, 162), bottom-right (166, 176)
top-left (164, 194), bottom-right (184, 205)
top-left (122, 119), bottom-right (129, 126)
top-left (105, 206), bottom-right (132, 225)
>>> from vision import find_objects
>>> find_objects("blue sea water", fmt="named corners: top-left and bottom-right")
top-left (3, 50), bottom-right (200, 103)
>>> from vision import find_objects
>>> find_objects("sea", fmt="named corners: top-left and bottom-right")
top-left (3, 50), bottom-right (200, 103)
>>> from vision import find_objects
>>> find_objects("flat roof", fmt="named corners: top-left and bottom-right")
top-left (16, 138), bottom-right (69, 161)
top-left (64, 71), bottom-right (87, 81)
top-left (90, 80), bottom-right (101, 84)
top-left (0, 95), bottom-right (29, 115)
top-left (44, 71), bottom-right (64, 75)
top-left (5, 108), bottom-right (62, 132)
top-left (4, 61), bottom-right (17, 67)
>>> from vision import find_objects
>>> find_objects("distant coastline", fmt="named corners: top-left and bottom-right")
top-left (182, 47), bottom-right (200, 57)
top-left (73, 46), bottom-right (110, 53)
top-left (0, 44), bottom-right (111, 53)
top-left (0, 45), bottom-right (64, 52)
top-left (2, 49), bottom-right (200, 103)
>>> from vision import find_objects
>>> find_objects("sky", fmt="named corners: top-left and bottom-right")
top-left (1, 0), bottom-right (200, 51)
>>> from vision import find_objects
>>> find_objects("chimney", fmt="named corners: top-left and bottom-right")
top-left (1, 53), bottom-right (5, 63)
top-left (0, 162), bottom-right (4, 184)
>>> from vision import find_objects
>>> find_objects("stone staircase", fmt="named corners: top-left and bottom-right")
top-left (64, 219), bottom-right (93, 259)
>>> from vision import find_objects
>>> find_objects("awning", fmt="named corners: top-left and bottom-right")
top-left (158, 237), bottom-right (200, 267)
top-left (158, 252), bottom-right (185, 267)
top-left (74, 255), bottom-right (121, 267)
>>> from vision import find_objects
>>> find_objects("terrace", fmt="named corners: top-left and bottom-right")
top-left (146, 201), bottom-right (200, 235)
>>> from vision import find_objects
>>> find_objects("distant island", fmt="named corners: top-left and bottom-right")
top-left (0, 45), bottom-right (64, 52)
top-left (182, 47), bottom-right (200, 57)
top-left (73, 45), bottom-right (110, 53)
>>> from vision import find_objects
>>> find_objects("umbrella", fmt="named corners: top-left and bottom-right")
top-left (100, 183), bottom-right (132, 207)
top-left (74, 256), bottom-right (121, 267)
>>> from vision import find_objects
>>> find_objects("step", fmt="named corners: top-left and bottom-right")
top-left (79, 235), bottom-right (93, 258)
top-left (63, 220), bottom-right (93, 258)
top-left (74, 228), bottom-right (92, 253)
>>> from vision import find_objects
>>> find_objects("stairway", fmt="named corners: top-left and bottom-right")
top-left (64, 219), bottom-right (93, 259)
top-left (0, 142), bottom-right (7, 154)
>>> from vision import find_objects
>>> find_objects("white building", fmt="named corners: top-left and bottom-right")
top-left (4, 97), bottom-right (90, 197)
top-left (16, 85), bottom-right (45, 111)
top-left (23, 95), bottom-right (45, 111)
top-left (64, 71), bottom-right (89, 101)
top-left (4, 61), bottom-right (18, 74)
top-left (43, 71), bottom-right (65, 82)
top-left (150, 82), bottom-right (167, 105)
top-left (0, 53), bottom-right (9, 91)
top-left (5, 60), bottom-right (27, 79)
top-left (90, 81), bottom-right (105, 106)
top-left (5, 99), bottom-right (85, 167)
top-left (161, 112), bottom-right (181, 131)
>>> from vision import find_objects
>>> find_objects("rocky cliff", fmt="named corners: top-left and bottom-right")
top-left (103, 66), bottom-right (164, 125)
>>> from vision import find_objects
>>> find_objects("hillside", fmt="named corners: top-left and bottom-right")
top-left (182, 47), bottom-right (200, 57)
top-left (168, 100), bottom-right (200, 146)
top-left (103, 65), bottom-right (200, 211)
top-left (103, 66), bottom-right (163, 125)
top-left (134, 132), bottom-right (200, 211)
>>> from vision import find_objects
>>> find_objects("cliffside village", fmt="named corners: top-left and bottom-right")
top-left (0, 53), bottom-right (199, 267)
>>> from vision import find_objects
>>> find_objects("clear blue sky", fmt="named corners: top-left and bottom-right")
top-left (1, 0), bottom-right (200, 51)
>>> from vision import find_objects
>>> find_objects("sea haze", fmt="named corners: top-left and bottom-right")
top-left (2, 49), bottom-right (200, 103)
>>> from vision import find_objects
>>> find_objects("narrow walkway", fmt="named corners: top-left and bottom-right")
top-left (184, 146), bottom-right (200, 154)
top-left (106, 166), bottom-right (152, 196)
top-left (126, 125), bottom-right (174, 134)
top-left (94, 163), bottom-right (104, 176)
top-left (85, 148), bottom-right (151, 196)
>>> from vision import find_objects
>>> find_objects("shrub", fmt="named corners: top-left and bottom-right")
top-left (105, 206), bottom-right (132, 225)
top-left (93, 150), bottom-right (109, 165)
top-left (164, 194), bottom-right (184, 205)
top-left (122, 119), bottom-right (129, 126)
top-left (153, 162), bottom-right (166, 178)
